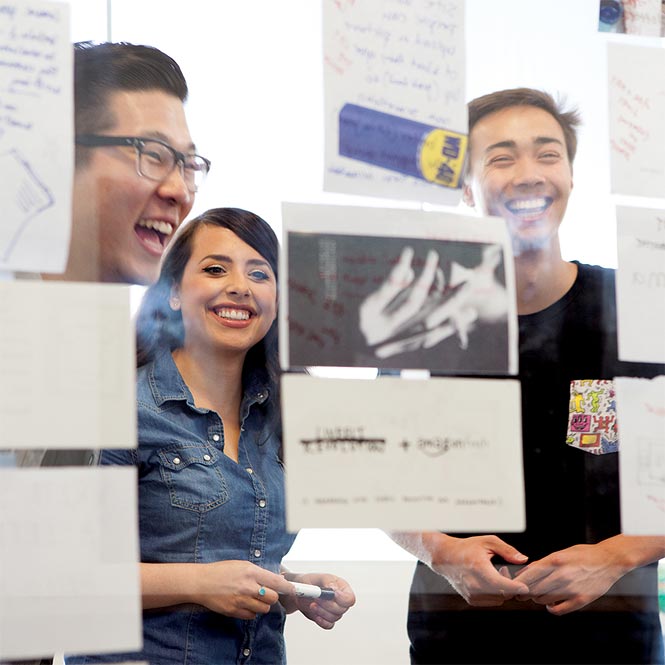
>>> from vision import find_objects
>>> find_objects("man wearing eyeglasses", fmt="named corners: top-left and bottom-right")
top-left (3, 41), bottom-right (209, 665)
top-left (13, 42), bottom-right (207, 474)
top-left (39, 40), bottom-right (209, 286)
top-left (14, 38), bottom-right (207, 449)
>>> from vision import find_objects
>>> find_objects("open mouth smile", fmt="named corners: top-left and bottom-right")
top-left (135, 219), bottom-right (175, 255)
top-left (505, 197), bottom-right (552, 219)
top-left (210, 305), bottom-right (256, 325)
top-left (213, 307), bottom-right (252, 321)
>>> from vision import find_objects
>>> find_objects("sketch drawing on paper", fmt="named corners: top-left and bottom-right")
top-left (287, 232), bottom-right (511, 374)
top-left (1, 147), bottom-right (54, 261)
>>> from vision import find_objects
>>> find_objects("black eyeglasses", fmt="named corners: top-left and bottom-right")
top-left (75, 134), bottom-right (211, 193)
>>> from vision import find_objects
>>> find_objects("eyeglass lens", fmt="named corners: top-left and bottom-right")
top-left (137, 140), bottom-right (208, 191)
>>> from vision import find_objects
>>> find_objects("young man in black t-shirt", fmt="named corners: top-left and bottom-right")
top-left (391, 88), bottom-right (665, 665)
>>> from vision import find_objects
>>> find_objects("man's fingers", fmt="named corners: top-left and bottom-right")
top-left (392, 249), bottom-right (440, 321)
top-left (370, 246), bottom-right (416, 306)
top-left (425, 287), bottom-right (468, 329)
top-left (421, 321), bottom-right (456, 349)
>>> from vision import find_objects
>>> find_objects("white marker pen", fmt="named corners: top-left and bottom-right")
top-left (282, 582), bottom-right (335, 600)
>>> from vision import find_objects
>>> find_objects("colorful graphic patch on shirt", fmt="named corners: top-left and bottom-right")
top-left (566, 379), bottom-right (618, 454)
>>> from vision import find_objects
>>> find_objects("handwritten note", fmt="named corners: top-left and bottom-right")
top-left (323, 0), bottom-right (466, 204)
top-left (0, 280), bottom-right (136, 449)
top-left (622, 0), bottom-right (663, 36)
top-left (0, 467), bottom-right (141, 659)
top-left (615, 376), bottom-right (665, 535)
top-left (0, 0), bottom-right (72, 272)
top-left (615, 206), bottom-right (665, 363)
top-left (280, 202), bottom-right (518, 375)
top-left (282, 373), bottom-right (524, 530)
top-left (608, 43), bottom-right (665, 198)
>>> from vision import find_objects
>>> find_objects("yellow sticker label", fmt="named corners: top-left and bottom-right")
top-left (418, 129), bottom-right (468, 189)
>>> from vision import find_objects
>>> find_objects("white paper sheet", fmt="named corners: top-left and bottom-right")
top-left (0, 0), bottom-right (73, 272)
top-left (0, 280), bottom-right (136, 449)
top-left (282, 374), bottom-right (525, 531)
top-left (280, 202), bottom-right (517, 375)
top-left (622, 0), bottom-right (663, 36)
top-left (323, 0), bottom-right (466, 204)
top-left (616, 205), bottom-right (665, 363)
top-left (0, 467), bottom-right (141, 659)
top-left (608, 43), bottom-right (665, 198)
top-left (615, 376), bottom-right (665, 535)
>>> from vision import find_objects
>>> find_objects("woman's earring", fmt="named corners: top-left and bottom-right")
top-left (169, 296), bottom-right (180, 311)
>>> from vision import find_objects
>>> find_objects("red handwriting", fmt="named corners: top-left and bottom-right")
top-left (324, 52), bottom-right (353, 75)
top-left (288, 278), bottom-right (317, 304)
top-left (342, 254), bottom-right (377, 265)
top-left (647, 495), bottom-right (665, 513)
top-left (610, 138), bottom-right (634, 161)
top-left (333, 0), bottom-right (356, 10)
top-left (289, 320), bottom-right (341, 349)
top-left (645, 402), bottom-right (665, 417)
top-left (322, 300), bottom-right (345, 317)
top-left (618, 114), bottom-right (649, 140)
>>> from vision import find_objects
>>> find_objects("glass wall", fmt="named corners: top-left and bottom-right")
top-left (7, 1), bottom-right (665, 663)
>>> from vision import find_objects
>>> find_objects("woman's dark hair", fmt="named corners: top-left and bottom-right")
top-left (136, 207), bottom-right (280, 423)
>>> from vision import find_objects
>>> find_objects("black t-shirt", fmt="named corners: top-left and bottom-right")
top-left (507, 262), bottom-right (662, 558)
top-left (407, 263), bottom-right (665, 665)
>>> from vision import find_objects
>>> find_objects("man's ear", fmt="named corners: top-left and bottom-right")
top-left (462, 183), bottom-right (475, 208)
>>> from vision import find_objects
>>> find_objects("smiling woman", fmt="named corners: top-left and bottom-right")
top-left (64, 208), bottom-right (356, 665)
top-left (134, 208), bottom-right (279, 374)
top-left (169, 225), bottom-right (277, 374)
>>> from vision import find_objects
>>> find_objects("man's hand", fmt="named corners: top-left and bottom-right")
top-left (359, 244), bottom-right (507, 359)
top-left (512, 541), bottom-right (628, 615)
top-left (359, 246), bottom-right (443, 347)
top-left (427, 534), bottom-right (530, 607)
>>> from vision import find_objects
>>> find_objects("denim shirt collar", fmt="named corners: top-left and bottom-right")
top-left (148, 348), bottom-right (271, 416)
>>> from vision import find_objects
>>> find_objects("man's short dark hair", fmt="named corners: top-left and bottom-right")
top-left (467, 87), bottom-right (581, 171)
top-left (74, 41), bottom-right (189, 164)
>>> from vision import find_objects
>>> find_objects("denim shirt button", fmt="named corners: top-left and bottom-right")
top-left (203, 454), bottom-right (211, 461)
top-left (243, 648), bottom-right (251, 657)
top-left (254, 549), bottom-right (261, 557)
top-left (246, 468), bottom-right (253, 474)
top-left (173, 457), bottom-right (181, 465)
top-left (259, 499), bottom-right (266, 508)
top-left (212, 434), bottom-right (220, 442)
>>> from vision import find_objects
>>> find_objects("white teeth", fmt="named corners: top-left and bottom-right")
top-left (138, 219), bottom-right (173, 235)
top-left (216, 308), bottom-right (250, 321)
top-left (509, 198), bottom-right (547, 211)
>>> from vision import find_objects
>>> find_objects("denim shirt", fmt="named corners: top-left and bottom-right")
top-left (66, 350), bottom-right (296, 665)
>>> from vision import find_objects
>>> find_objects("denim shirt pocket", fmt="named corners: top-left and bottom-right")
top-left (157, 444), bottom-right (229, 512)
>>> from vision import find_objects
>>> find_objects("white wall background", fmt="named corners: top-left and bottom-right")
top-left (60, 2), bottom-right (663, 663)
